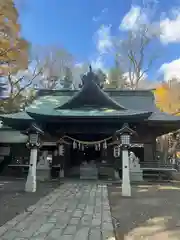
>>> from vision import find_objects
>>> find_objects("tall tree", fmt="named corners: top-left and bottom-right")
top-left (154, 79), bottom-right (180, 114)
top-left (105, 57), bottom-right (126, 89)
top-left (72, 63), bottom-right (89, 89)
top-left (0, 0), bottom-right (29, 75)
top-left (0, 65), bottom-right (42, 113)
top-left (33, 46), bottom-right (74, 89)
top-left (96, 68), bottom-right (106, 88)
top-left (61, 67), bottom-right (73, 89)
top-left (154, 79), bottom-right (180, 163)
top-left (0, 53), bottom-right (46, 113)
top-left (113, 2), bottom-right (160, 89)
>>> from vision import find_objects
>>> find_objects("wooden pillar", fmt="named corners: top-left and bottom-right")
top-left (144, 143), bottom-right (153, 161)
top-left (63, 144), bottom-right (70, 177)
top-left (144, 138), bottom-right (156, 164)
top-left (51, 149), bottom-right (58, 179)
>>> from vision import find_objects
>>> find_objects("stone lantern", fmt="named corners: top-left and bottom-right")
top-left (115, 123), bottom-right (135, 197)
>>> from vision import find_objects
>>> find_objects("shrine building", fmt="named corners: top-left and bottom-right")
top-left (0, 68), bottom-right (180, 180)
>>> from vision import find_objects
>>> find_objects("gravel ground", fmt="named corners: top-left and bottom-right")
top-left (108, 182), bottom-right (180, 240)
top-left (0, 179), bottom-right (60, 226)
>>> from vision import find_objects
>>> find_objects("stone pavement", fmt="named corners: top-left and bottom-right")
top-left (0, 182), bottom-right (115, 240)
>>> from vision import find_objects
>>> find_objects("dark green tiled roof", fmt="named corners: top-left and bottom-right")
top-left (1, 89), bottom-right (180, 123)
top-left (26, 89), bottom-right (180, 122)
top-left (26, 95), bottom-right (70, 113)
top-left (149, 111), bottom-right (180, 122)
top-left (0, 112), bottom-right (33, 131)
top-left (27, 108), bottom-right (151, 118)
top-left (57, 79), bottom-right (126, 110)
top-left (26, 89), bottom-right (155, 113)
top-left (0, 112), bottom-right (32, 120)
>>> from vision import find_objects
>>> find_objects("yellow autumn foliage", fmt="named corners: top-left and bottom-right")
top-left (0, 0), bottom-right (29, 75)
top-left (154, 81), bottom-right (180, 114)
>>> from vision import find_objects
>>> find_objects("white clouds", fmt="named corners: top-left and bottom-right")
top-left (91, 56), bottom-right (104, 70)
top-left (119, 5), bottom-right (161, 43)
top-left (95, 25), bottom-right (113, 54)
top-left (74, 62), bottom-right (83, 68)
top-left (160, 9), bottom-right (180, 44)
top-left (121, 5), bottom-right (180, 44)
top-left (91, 24), bottom-right (113, 73)
top-left (120, 5), bottom-right (148, 31)
top-left (159, 58), bottom-right (180, 81)
top-left (90, 3), bottom-right (180, 83)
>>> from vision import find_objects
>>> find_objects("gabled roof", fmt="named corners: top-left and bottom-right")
top-left (56, 68), bottom-right (126, 110)
top-left (115, 123), bottom-right (136, 136)
top-left (26, 89), bottom-right (155, 113)
top-left (2, 88), bottom-right (180, 123)
top-left (26, 88), bottom-right (180, 123)
top-left (1, 68), bottom-right (180, 125)
top-left (26, 69), bottom-right (153, 120)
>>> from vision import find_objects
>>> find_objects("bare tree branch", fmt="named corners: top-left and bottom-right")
top-left (12, 66), bottom-right (43, 100)
top-left (112, 1), bottom-right (161, 89)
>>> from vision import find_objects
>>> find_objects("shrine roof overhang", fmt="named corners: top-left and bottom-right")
top-left (0, 112), bottom-right (33, 131)
top-left (26, 108), bottom-right (152, 120)
top-left (0, 129), bottom-right (28, 143)
top-left (0, 124), bottom-right (28, 143)
top-left (146, 111), bottom-right (180, 135)
top-left (148, 111), bottom-right (180, 123)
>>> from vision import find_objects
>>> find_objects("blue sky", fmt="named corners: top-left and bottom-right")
top-left (16, 0), bottom-right (180, 82)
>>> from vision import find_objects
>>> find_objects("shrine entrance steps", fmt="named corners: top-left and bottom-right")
top-left (67, 166), bottom-right (115, 180)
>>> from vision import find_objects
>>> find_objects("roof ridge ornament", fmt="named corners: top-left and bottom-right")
top-left (79, 65), bottom-right (103, 88)
top-left (89, 65), bottom-right (92, 73)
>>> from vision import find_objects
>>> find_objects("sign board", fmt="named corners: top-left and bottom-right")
top-left (114, 146), bottom-right (120, 158)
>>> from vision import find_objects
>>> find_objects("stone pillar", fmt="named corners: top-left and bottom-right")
top-left (59, 166), bottom-right (64, 178)
top-left (114, 153), bottom-right (121, 180)
top-left (122, 148), bottom-right (131, 197)
top-left (37, 151), bottom-right (51, 181)
top-left (114, 170), bottom-right (120, 180)
top-left (25, 148), bottom-right (38, 192)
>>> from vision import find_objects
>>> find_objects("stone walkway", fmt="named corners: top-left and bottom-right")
top-left (0, 183), bottom-right (115, 240)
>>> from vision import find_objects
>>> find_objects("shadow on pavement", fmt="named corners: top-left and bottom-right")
top-left (108, 182), bottom-right (180, 240)
top-left (0, 179), bottom-right (60, 226)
